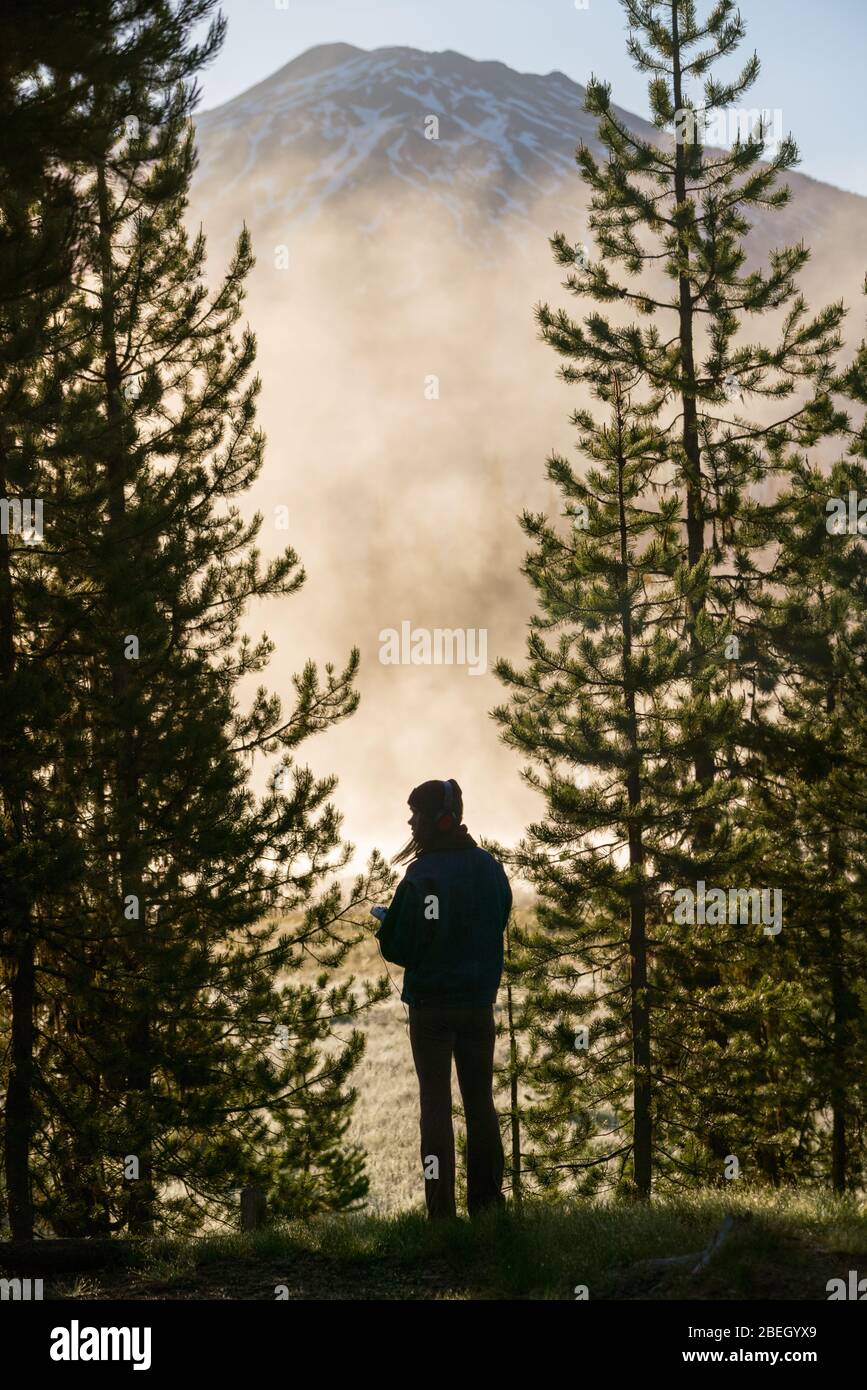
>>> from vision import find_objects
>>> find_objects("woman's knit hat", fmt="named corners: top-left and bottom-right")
top-left (408, 778), bottom-right (463, 832)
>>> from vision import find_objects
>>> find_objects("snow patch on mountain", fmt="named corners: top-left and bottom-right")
top-left (190, 42), bottom-right (867, 256)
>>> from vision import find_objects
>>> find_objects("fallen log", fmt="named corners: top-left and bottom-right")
top-left (634, 1212), bottom-right (750, 1280)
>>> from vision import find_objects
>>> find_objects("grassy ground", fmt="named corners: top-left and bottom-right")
top-left (339, 943), bottom-right (421, 1215)
top-left (27, 935), bottom-right (865, 1300)
top-left (51, 1190), bottom-right (867, 1300)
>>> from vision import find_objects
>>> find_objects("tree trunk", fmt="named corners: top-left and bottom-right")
top-left (826, 686), bottom-right (848, 1195)
top-left (671, 0), bottom-right (715, 799)
top-left (829, 905), bottom-right (847, 1194)
top-left (670, 6), bottom-right (729, 1174)
top-left (504, 915), bottom-right (522, 1208)
top-left (614, 385), bottom-right (652, 1200)
top-left (96, 162), bottom-right (154, 1234)
top-left (0, 442), bottom-right (36, 1239)
top-left (3, 933), bottom-right (36, 1239)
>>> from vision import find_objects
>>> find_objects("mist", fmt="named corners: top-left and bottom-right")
top-left (186, 51), bottom-right (867, 871)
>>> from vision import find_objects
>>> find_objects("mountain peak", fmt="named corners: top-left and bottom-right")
top-left (280, 42), bottom-right (366, 79)
top-left (192, 42), bottom-right (860, 252)
top-left (193, 42), bottom-right (604, 239)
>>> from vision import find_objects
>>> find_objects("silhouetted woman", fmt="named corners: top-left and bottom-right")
top-left (374, 779), bottom-right (512, 1219)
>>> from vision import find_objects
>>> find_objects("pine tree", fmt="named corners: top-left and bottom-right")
top-left (57, 119), bottom-right (392, 1236)
top-left (3, 2), bottom-right (393, 1235)
top-left (0, 0), bottom-right (206, 1238)
top-left (495, 371), bottom-right (758, 1195)
top-left (508, 0), bottom-right (844, 1185)
top-left (739, 317), bottom-right (867, 1190)
top-left (0, 77), bottom-right (74, 1239)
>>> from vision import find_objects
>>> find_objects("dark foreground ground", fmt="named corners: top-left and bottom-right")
top-left (22, 1190), bottom-right (866, 1301)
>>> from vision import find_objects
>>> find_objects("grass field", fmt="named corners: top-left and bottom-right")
top-left (52, 1190), bottom-right (867, 1300)
top-left (339, 937), bottom-right (424, 1215)
top-left (23, 934), bottom-right (864, 1301)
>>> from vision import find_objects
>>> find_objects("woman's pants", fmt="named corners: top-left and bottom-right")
top-left (408, 1003), bottom-right (505, 1219)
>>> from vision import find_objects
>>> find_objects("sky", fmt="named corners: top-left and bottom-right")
top-left (196, 0), bottom-right (867, 197)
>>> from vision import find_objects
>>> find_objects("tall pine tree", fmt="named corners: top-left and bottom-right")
top-left (3, 1), bottom-right (392, 1235)
top-left (497, 0), bottom-right (845, 1191)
